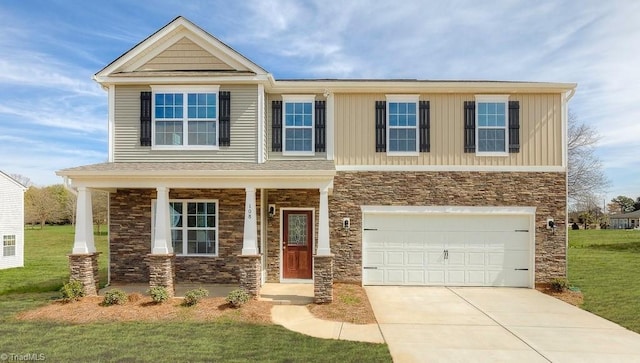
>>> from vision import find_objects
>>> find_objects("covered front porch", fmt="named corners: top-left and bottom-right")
top-left (56, 161), bottom-right (336, 303)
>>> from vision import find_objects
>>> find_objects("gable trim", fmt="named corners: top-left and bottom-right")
top-left (95, 16), bottom-right (267, 80)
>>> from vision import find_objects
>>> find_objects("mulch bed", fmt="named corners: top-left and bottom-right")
top-left (17, 294), bottom-right (273, 324)
top-left (307, 283), bottom-right (377, 325)
top-left (537, 287), bottom-right (584, 306)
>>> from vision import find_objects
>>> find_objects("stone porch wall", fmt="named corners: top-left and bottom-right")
top-left (110, 188), bottom-right (261, 284)
top-left (329, 171), bottom-right (567, 284)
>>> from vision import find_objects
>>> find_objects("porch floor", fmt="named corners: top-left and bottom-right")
top-left (100, 282), bottom-right (314, 304)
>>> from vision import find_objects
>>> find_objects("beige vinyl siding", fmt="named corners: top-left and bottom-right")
top-left (137, 37), bottom-right (236, 72)
top-left (113, 85), bottom-right (258, 162)
top-left (265, 93), bottom-right (327, 160)
top-left (334, 93), bottom-right (562, 167)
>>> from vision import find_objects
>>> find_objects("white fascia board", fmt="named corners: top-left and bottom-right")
top-left (93, 74), bottom-right (271, 86)
top-left (361, 205), bottom-right (537, 216)
top-left (335, 165), bottom-right (566, 172)
top-left (69, 176), bottom-right (334, 191)
top-left (270, 81), bottom-right (577, 94)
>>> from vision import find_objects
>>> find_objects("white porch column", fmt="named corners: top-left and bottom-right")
top-left (152, 187), bottom-right (172, 254)
top-left (241, 187), bottom-right (259, 255)
top-left (72, 187), bottom-right (96, 254)
top-left (317, 187), bottom-right (331, 256)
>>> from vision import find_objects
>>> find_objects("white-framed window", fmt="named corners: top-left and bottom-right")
top-left (386, 95), bottom-right (419, 156)
top-left (153, 199), bottom-right (218, 256)
top-left (475, 95), bottom-right (509, 156)
top-left (152, 86), bottom-right (220, 150)
top-left (3, 235), bottom-right (16, 257)
top-left (282, 95), bottom-right (315, 155)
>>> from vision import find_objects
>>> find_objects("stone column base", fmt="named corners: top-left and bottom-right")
top-left (238, 255), bottom-right (262, 296)
top-left (147, 254), bottom-right (176, 297)
top-left (313, 254), bottom-right (334, 304)
top-left (68, 252), bottom-right (101, 296)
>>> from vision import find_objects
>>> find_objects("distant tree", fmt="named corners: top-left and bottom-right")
top-left (25, 187), bottom-right (58, 229)
top-left (92, 191), bottom-right (109, 234)
top-left (567, 112), bottom-right (609, 203)
top-left (65, 193), bottom-right (77, 226)
top-left (9, 173), bottom-right (32, 187)
top-left (610, 196), bottom-right (636, 214)
top-left (635, 197), bottom-right (640, 212)
top-left (572, 194), bottom-right (606, 229)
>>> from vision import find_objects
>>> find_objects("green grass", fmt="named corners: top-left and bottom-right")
top-left (0, 225), bottom-right (108, 295)
top-left (0, 226), bottom-right (392, 362)
top-left (568, 229), bottom-right (640, 333)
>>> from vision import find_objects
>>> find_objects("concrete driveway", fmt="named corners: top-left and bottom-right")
top-left (366, 286), bottom-right (640, 363)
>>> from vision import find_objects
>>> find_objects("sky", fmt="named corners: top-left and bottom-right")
top-left (0, 0), bottom-right (638, 205)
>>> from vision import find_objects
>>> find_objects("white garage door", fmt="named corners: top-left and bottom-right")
top-left (363, 212), bottom-right (533, 287)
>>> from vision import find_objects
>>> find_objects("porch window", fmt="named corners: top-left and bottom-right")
top-left (154, 200), bottom-right (218, 256)
top-left (3, 235), bottom-right (16, 257)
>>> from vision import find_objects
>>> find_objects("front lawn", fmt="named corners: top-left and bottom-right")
top-left (0, 226), bottom-right (392, 362)
top-left (568, 229), bottom-right (640, 333)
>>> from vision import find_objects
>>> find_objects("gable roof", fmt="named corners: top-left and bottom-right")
top-left (0, 170), bottom-right (28, 190)
top-left (610, 210), bottom-right (640, 219)
top-left (94, 16), bottom-right (268, 83)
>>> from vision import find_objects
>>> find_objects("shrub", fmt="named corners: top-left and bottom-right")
top-left (550, 277), bottom-right (569, 292)
top-left (102, 289), bottom-right (128, 306)
top-left (148, 286), bottom-right (169, 304)
top-left (183, 288), bottom-right (209, 306)
top-left (60, 280), bottom-right (84, 303)
top-left (226, 288), bottom-right (250, 308)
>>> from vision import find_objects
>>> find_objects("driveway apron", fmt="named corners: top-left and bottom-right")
top-left (365, 286), bottom-right (640, 363)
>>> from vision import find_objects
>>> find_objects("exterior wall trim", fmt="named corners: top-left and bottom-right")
top-left (336, 165), bottom-right (565, 172)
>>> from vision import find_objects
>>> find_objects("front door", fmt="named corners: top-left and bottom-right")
top-left (283, 210), bottom-right (313, 279)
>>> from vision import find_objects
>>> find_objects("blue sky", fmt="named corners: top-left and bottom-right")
top-left (1, 0), bottom-right (638, 205)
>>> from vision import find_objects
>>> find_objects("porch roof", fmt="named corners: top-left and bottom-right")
top-left (609, 210), bottom-right (640, 219)
top-left (56, 161), bottom-right (336, 190)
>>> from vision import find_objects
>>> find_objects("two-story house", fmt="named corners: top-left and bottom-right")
top-left (0, 170), bottom-right (26, 270)
top-left (58, 17), bottom-right (575, 302)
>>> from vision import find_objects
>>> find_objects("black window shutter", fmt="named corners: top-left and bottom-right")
top-left (419, 101), bottom-right (430, 152)
top-left (375, 101), bottom-right (386, 152)
top-left (315, 100), bottom-right (326, 152)
top-left (508, 101), bottom-right (520, 153)
top-left (464, 101), bottom-right (476, 153)
top-left (219, 91), bottom-right (231, 146)
top-left (140, 91), bottom-right (152, 146)
top-left (272, 101), bottom-right (282, 152)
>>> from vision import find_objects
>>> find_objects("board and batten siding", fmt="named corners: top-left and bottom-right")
top-left (0, 173), bottom-right (25, 269)
top-left (113, 85), bottom-right (258, 162)
top-left (334, 93), bottom-right (563, 167)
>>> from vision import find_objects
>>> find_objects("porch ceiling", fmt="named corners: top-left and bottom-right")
top-left (56, 161), bottom-right (336, 190)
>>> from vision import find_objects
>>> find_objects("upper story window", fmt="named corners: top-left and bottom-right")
top-left (282, 95), bottom-right (315, 156)
top-left (475, 95), bottom-right (509, 156)
top-left (386, 95), bottom-right (419, 156)
top-left (3, 235), bottom-right (16, 257)
top-left (152, 86), bottom-right (219, 149)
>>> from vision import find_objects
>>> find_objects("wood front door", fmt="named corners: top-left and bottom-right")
top-left (283, 210), bottom-right (313, 279)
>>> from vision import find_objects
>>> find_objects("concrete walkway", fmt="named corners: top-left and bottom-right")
top-left (367, 286), bottom-right (640, 363)
top-left (261, 283), bottom-right (385, 343)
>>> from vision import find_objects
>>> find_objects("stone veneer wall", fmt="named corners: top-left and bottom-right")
top-left (265, 189), bottom-right (319, 282)
top-left (329, 171), bottom-right (567, 284)
top-left (110, 188), bottom-right (261, 284)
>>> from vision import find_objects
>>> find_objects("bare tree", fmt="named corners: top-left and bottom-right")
top-left (567, 111), bottom-right (609, 203)
top-left (92, 191), bottom-right (109, 235)
top-left (9, 173), bottom-right (32, 188)
top-left (25, 187), bottom-right (58, 229)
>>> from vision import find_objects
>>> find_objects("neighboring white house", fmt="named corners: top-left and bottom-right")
top-left (0, 171), bottom-right (27, 269)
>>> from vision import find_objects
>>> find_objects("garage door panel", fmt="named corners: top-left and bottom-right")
top-left (406, 252), bottom-right (424, 265)
top-left (386, 251), bottom-right (404, 265)
top-left (366, 250), bottom-right (384, 265)
top-left (363, 212), bottom-right (532, 287)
